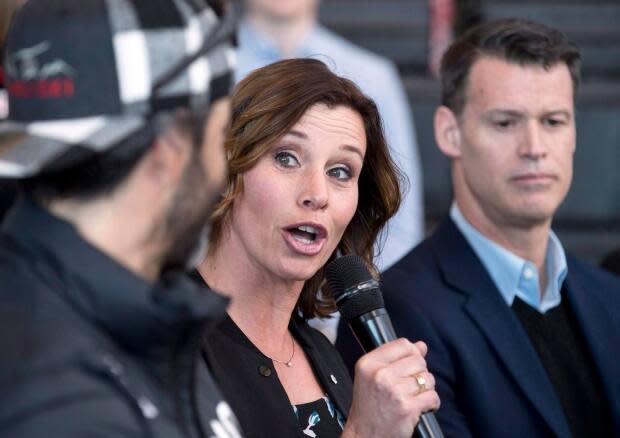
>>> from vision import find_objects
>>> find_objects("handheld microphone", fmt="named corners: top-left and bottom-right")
top-left (326, 255), bottom-right (444, 438)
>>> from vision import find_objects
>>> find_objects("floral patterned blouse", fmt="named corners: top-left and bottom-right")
top-left (293, 394), bottom-right (345, 437)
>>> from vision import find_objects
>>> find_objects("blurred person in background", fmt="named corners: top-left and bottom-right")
top-left (0, 0), bottom-right (24, 218)
top-left (196, 58), bottom-right (439, 437)
top-left (0, 0), bottom-right (25, 117)
top-left (0, 0), bottom-right (242, 436)
top-left (237, 0), bottom-right (425, 341)
top-left (0, 0), bottom-right (25, 78)
top-left (338, 18), bottom-right (620, 438)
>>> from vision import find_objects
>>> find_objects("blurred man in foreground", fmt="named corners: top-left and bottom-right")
top-left (338, 18), bottom-right (620, 437)
top-left (0, 0), bottom-right (242, 436)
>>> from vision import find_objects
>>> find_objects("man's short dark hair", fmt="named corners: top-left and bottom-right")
top-left (440, 18), bottom-right (582, 115)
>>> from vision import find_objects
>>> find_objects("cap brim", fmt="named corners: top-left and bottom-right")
top-left (0, 115), bottom-right (146, 178)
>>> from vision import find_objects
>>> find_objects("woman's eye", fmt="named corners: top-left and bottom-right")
top-left (274, 151), bottom-right (299, 168)
top-left (328, 166), bottom-right (352, 181)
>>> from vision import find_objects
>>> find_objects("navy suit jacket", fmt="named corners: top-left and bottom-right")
top-left (336, 218), bottom-right (620, 438)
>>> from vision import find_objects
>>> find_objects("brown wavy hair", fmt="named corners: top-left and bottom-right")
top-left (209, 58), bottom-right (402, 319)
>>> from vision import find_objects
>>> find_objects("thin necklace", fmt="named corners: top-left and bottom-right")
top-left (266, 335), bottom-right (296, 367)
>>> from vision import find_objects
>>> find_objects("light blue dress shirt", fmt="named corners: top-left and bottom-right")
top-left (450, 203), bottom-right (567, 313)
top-left (236, 19), bottom-right (424, 272)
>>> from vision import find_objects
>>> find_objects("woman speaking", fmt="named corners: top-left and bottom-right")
top-left (198, 58), bottom-right (439, 437)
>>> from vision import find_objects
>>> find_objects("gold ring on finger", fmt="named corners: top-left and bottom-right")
top-left (414, 372), bottom-right (427, 392)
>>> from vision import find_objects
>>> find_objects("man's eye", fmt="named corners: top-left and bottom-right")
top-left (275, 151), bottom-right (299, 167)
top-left (544, 118), bottom-right (565, 127)
top-left (494, 119), bottom-right (514, 128)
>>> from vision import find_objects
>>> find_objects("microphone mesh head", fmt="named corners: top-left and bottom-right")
top-left (325, 255), bottom-right (384, 322)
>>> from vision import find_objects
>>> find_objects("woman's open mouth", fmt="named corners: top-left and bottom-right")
top-left (283, 223), bottom-right (327, 255)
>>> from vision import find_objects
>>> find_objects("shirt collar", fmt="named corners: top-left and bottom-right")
top-left (2, 195), bottom-right (229, 355)
top-left (238, 19), bottom-right (282, 63)
top-left (450, 203), bottom-right (567, 313)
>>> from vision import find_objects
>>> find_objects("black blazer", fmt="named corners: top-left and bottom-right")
top-left (337, 218), bottom-right (620, 438)
top-left (203, 314), bottom-right (353, 437)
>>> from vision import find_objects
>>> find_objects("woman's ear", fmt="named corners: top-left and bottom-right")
top-left (434, 106), bottom-right (462, 159)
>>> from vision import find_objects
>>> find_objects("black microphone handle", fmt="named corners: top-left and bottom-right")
top-left (349, 309), bottom-right (444, 438)
top-left (349, 309), bottom-right (398, 349)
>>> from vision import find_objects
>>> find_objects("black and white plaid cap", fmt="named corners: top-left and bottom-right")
top-left (0, 0), bottom-right (237, 178)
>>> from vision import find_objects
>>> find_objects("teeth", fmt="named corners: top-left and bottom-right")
top-left (293, 235), bottom-right (314, 244)
top-left (297, 225), bottom-right (317, 235)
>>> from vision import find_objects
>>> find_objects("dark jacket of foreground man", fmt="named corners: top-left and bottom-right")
top-left (0, 197), bottom-right (241, 438)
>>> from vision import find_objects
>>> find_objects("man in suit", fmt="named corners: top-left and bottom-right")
top-left (337, 18), bottom-right (620, 437)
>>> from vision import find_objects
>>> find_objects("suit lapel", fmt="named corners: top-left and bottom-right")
top-left (563, 268), bottom-right (620, 431)
top-left (431, 219), bottom-right (571, 437)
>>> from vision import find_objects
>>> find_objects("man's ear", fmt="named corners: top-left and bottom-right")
top-left (144, 129), bottom-right (189, 188)
top-left (434, 105), bottom-right (462, 158)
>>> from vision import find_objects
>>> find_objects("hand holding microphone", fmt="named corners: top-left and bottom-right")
top-left (327, 255), bottom-right (444, 438)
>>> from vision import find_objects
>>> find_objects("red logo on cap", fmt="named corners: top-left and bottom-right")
top-left (6, 41), bottom-right (76, 99)
top-left (8, 79), bottom-right (75, 99)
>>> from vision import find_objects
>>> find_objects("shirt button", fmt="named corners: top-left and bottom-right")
top-left (330, 374), bottom-right (338, 384)
top-left (523, 268), bottom-right (535, 280)
top-left (258, 365), bottom-right (272, 377)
